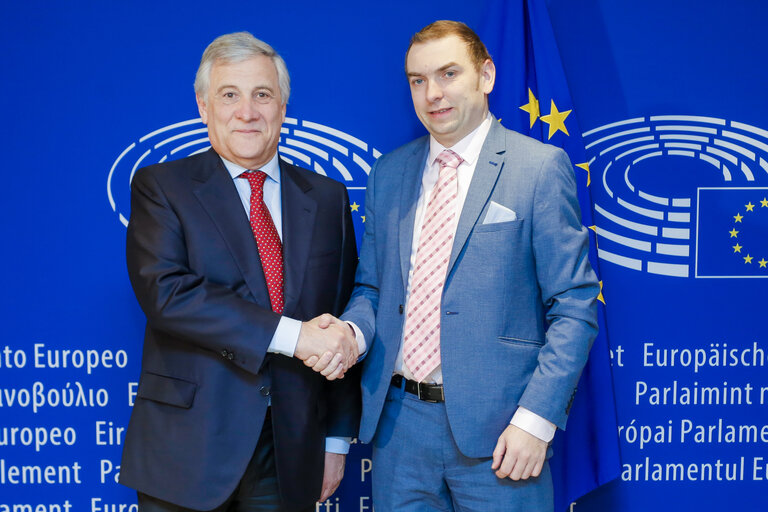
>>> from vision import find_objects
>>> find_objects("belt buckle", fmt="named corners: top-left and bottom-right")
top-left (417, 383), bottom-right (443, 403)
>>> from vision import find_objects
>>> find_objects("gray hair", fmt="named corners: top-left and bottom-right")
top-left (194, 31), bottom-right (290, 104)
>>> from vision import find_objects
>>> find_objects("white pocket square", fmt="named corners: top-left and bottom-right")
top-left (483, 201), bottom-right (518, 224)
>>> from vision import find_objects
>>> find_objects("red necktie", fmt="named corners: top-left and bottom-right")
top-left (402, 149), bottom-right (462, 381)
top-left (240, 171), bottom-right (284, 314)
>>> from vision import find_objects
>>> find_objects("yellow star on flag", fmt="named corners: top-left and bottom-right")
top-left (539, 100), bottom-right (571, 139)
top-left (744, 254), bottom-right (753, 264)
top-left (361, 216), bottom-right (366, 223)
top-left (729, 228), bottom-right (739, 238)
top-left (350, 202), bottom-right (360, 212)
top-left (575, 162), bottom-right (591, 186)
top-left (588, 225), bottom-right (598, 248)
top-left (733, 243), bottom-right (743, 253)
top-left (734, 213), bottom-right (743, 223)
top-left (745, 202), bottom-right (755, 212)
top-left (597, 280), bottom-right (605, 305)
top-left (761, 197), bottom-right (768, 207)
top-left (519, 88), bottom-right (540, 129)
top-left (759, 259), bottom-right (768, 268)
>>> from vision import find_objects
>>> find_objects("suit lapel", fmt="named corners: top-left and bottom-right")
top-left (398, 141), bottom-right (430, 291)
top-left (191, 149), bottom-right (271, 306)
top-left (279, 159), bottom-right (317, 317)
top-left (447, 119), bottom-right (507, 273)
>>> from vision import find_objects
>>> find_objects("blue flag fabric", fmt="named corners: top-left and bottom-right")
top-left (480, 0), bottom-right (622, 509)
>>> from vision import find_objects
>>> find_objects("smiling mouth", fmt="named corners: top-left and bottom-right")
top-left (429, 108), bottom-right (453, 116)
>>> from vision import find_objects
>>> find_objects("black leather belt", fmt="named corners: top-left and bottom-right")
top-left (391, 375), bottom-right (445, 403)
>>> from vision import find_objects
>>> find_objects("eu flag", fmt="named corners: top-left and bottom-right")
top-left (696, 187), bottom-right (768, 278)
top-left (481, 0), bottom-right (621, 508)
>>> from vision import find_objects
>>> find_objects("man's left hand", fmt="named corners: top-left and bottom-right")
top-left (319, 452), bottom-right (346, 502)
top-left (491, 424), bottom-right (547, 480)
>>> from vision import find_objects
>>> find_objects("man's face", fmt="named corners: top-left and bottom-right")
top-left (197, 56), bottom-right (286, 169)
top-left (406, 35), bottom-right (495, 148)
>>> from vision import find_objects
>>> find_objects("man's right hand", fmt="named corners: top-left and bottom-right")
top-left (296, 314), bottom-right (358, 380)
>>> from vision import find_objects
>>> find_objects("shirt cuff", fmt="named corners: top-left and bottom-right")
top-left (346, 321), bottom-right (368, 357)
top-left (325, 437), bottom-right (351, 454)
top-left (510, 406), bottom-right (556, 442)
top-left (267, 317), bottom-right (302, 357)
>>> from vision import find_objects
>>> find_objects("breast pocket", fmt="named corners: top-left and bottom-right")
top-left (461, 219), bottom-right (528, 281)
top-left (473, 219), bottom-right (524, 234)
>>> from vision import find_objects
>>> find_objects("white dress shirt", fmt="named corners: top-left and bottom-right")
top-left (351, 114), bottom-right (556, 442)
top-left (221, 154), bottom-right (350, 453)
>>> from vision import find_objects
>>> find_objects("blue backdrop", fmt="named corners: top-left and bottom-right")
top-left (1, 1), bottom-right (766, 510)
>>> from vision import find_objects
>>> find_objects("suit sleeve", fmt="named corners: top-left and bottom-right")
top-left (516, 148), bottom-right (599, 430)
top-left (339, 158), bottom-right (381, 345)
top-left (126, 168), bottom-right (280, 376)
top-left (325, 183), bottom-right (362, 438)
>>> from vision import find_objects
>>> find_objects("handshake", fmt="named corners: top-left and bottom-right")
top-left (295, 314), bottom-right (358, 381)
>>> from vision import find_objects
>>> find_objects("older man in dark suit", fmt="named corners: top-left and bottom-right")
top-left (119, 32), bottom-right (360, 512)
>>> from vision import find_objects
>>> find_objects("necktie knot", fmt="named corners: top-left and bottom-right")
top-left (435, 149), bottom-right (462, 171)
top-left (240, 170), bottom-right (268, 193)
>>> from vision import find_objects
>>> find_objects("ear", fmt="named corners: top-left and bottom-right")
top-left (480, 59), bottom-right (496, 95)
top-left (196, 93), bottom-right (209, 124)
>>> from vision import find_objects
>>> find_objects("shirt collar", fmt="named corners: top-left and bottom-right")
top-left (428, 113), bottom-right (493, 167)
top-left (220, 152), bottom-right (281, 185)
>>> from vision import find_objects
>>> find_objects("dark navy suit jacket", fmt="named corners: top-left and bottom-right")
top-left (119, 148), bottom-right (360, 511)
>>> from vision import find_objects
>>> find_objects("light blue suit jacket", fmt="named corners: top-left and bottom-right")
top-left (342, 119), bottom-right (599, 458)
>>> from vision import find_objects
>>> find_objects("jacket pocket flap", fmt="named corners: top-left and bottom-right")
top-left (497, 335), bottom-right (544, 347)
top-left (137, 372), bottom-right (197, 409)
top-left (473, 219), bottom-right (524, 233)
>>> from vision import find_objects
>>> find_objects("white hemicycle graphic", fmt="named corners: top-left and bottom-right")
top-left (108, 117), bottom-right (380, 227)
top-left (583, 115), bottom-right (768, 278)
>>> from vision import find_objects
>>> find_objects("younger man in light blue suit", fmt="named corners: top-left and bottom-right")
top-left (340, 20), bottom-right (599, 511)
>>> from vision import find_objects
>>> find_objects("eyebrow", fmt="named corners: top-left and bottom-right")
top-left (215, 84), bottom-right (239, 94)
top-left (406, 62), bottom-right (461, 77)
top-left (214, 84), bottom-right (276, 94)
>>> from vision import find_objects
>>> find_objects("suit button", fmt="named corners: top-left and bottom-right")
top-left (259, 386), bottom-right (271, 397)
top-left (221, 349), bottom-right (228, 358)
top-left (399, 304), bottom-right (404, 314)
top-left (228, 352), bottom-right (235, 360)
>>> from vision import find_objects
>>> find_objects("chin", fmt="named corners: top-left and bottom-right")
top-left (234, 147), bottom-right (265, 160)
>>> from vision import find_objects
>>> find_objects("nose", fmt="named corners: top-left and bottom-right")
top-left (426, 80), bottom-right (444, 103)
top-left (235, 98), bottom-right (261, 121)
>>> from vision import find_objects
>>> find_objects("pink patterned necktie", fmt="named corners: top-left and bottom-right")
top-left (402, 149), bottom-right (462, 382)
top-left (240, 171), bottom-right (284, 314)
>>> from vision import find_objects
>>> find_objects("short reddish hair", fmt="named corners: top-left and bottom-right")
top-left (406, 20), bottom-right (493, 72)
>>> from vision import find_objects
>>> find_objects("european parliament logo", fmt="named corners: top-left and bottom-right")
top-left (583, 115), bottom-right (768, 279)
top-left (107, 117), bottom-right (379, 227)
